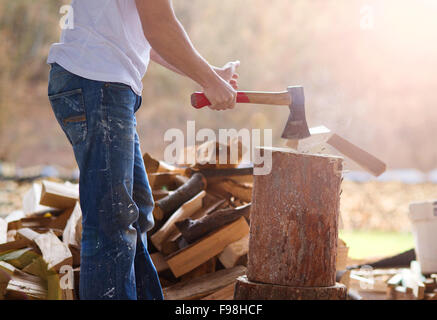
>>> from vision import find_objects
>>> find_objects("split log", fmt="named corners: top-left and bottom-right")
top-left (0, 247), bottom-right (40, 269)
top-left (4, 270), bottom-right (48, 300)
top-left (234, 276), bottom-right (347, 300)
top-left (218, 234), bottom-right (249, 268)
top-left (290, 126), bottom-right (386, 176)
top-left (208, 179), bottom-right (252, 203)
top-left (152, 189), bottom-right (170, 201)
top-left (0, 239), bottom-right (30, 255)
top-left (193, 140), bottom-right (246, 170)
top-left (69, 245), bottom-right (81, 268)
top-left (201, 283), bottom-right (235, 300)
top-left (153, 173), bottom-right (207, 222)
top-left (148, 172), bottom-right (188, 191)
top-left (175, 204), bottom-right (251, 244)
top-left (387, 286), bottom-right (418, 300)
top-left (166, 217), bottom-right (249, 278)
top-left (150, 252), bottom-right (169, 273)
top-left (188, 167), bottom-right (253, 185)
top-left (180, 258), bottom-right (216, 282)
top-left (39, 180), bottom-right (79, 209)
top-left (247, 147), bottom-right (343, 287)
top-left (16, 228), bottom-right (40, 244)
top-left (22, 183), bottom-right (54, 215)
top-left (143, 152), bottom-right (187, 175)
top-left (34, 231), bottom-right (73, 272)
top-left (62, 201), bottom-right (82, 247)
top-left (163, 266), bottom-right (246, 300)
top-left (151, 191), bottom-right (206, 251)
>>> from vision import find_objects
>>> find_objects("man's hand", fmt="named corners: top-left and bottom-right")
top-left (203, 76), bottom-right (237, 111)
top-left (214, 61), bottom-right (240, 90)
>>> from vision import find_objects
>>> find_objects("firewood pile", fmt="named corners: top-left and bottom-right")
top-left (144, 140), bottom-right (252, 300)
top-left (0, 180), bottom-right (81, 299)
top-left (0, 140), bottom-right (253, 300)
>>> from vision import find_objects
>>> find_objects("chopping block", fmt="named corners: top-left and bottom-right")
top-left (234, 147), bottom-right (347, 300)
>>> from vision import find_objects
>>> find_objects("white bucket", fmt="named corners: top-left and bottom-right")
top-left (408, 200), bottom-right (437, 274)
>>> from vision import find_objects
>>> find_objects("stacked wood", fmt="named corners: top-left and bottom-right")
top-left (0, 180), bottom-right (81, 300)
top-left (145, 140), bottom-right (253, 300)
top-left (1, 140), bottom-right (252, 300)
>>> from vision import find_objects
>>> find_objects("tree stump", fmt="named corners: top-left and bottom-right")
top-left (247, 147), bottom-right (343, 287)
top-left (234, 276), bottom-right (347, 300)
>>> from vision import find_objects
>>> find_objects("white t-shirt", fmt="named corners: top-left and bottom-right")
top-left (47, 0), bottom-right (150, 96)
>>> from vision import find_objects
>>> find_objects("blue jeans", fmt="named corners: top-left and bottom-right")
top-left (48, 63), bottom-right (163, 300)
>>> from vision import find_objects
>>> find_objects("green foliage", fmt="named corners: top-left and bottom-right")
top-left (339, 230), bottom-right (414, 259)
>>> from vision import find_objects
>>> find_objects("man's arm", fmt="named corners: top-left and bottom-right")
top-left (150, 48), bottom-right (240, 90)
top-left (136, 0), bottom-right (236, 110)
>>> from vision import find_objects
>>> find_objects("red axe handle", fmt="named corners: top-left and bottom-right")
top-left (191, 91), bottom-right (291, 109)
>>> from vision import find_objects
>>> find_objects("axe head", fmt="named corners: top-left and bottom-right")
top-left (281, 86), bottom-right (311, 140)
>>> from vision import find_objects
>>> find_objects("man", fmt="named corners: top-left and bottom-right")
top-left (47, 0), bottom-right (240, 300)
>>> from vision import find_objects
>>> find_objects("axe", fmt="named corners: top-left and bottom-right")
top-left (191, 86), bottom-right (310, 140)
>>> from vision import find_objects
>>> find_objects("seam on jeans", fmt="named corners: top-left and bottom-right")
top-left (101, 86), bottom-right (119, 298)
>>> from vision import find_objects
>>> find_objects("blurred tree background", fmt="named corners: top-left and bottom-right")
top-left (0, 0), bottom-right (436, 171)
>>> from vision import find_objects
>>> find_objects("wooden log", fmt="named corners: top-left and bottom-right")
top-left (150, 252), bottom-right (169, 273)
top-left (148, 172), bottom-right (184, 191)
top-left (208, 179), bottom-right (252, 203)
top-left (387, 286), bottom-right (417, 300)
top-left (0, 239), bottom-right (30, 255)
top-left (152, 189), bottom-right (170, 201)
top-left (163, 266), bottom-right (246, 300)
top-left (40, 180), bottom-right (79, 209)
top-left (424, 278), bottom-right (437, 293)
top-left (16, 228), bottom-right (41, 242)
top-left (175, 204), bottom-right (251, 244)
top-left (180, 257), bottom-right (216, 282)
top-left (151, 191), bottom-right (206, 251)
top-left (34, 231), bottom-right (73, 272)
top-left (188, 167), bottom-right (253, 185)
top-left (291, 126), bottom-right (386, 177)
top-left (234, 276), bottom-right (347, 300)
top-left (69, 245), bottom-right (81, 268)
top-left (62, 201), bottom-right (82, 247)
top-left (247, 147), bottom-right (343, 287)
top-left (143, 152), bottom-right (187, 175)
top-left (166, 217), bottom-right (249, 278)
top-left (218, 234), bottom-right (249, 268)
top-left (193, 140), bottom-right (246, 170)
top-left (4, 271), bottom-right (48, 300)
top-left (0, 248), bottom-right (40, 269)
top-left (201, 283), bottom-right (235, 300)
top-left (153, 173), bottom-right (207, 222)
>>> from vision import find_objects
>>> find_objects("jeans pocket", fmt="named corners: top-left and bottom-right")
top-left (49, 88), bottom-right (88, 146)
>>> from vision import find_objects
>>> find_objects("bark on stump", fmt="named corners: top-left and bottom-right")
top-left (234, 276), bottom-right (347, 300)
top-left (247, 148), bottom-right (343, 287)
